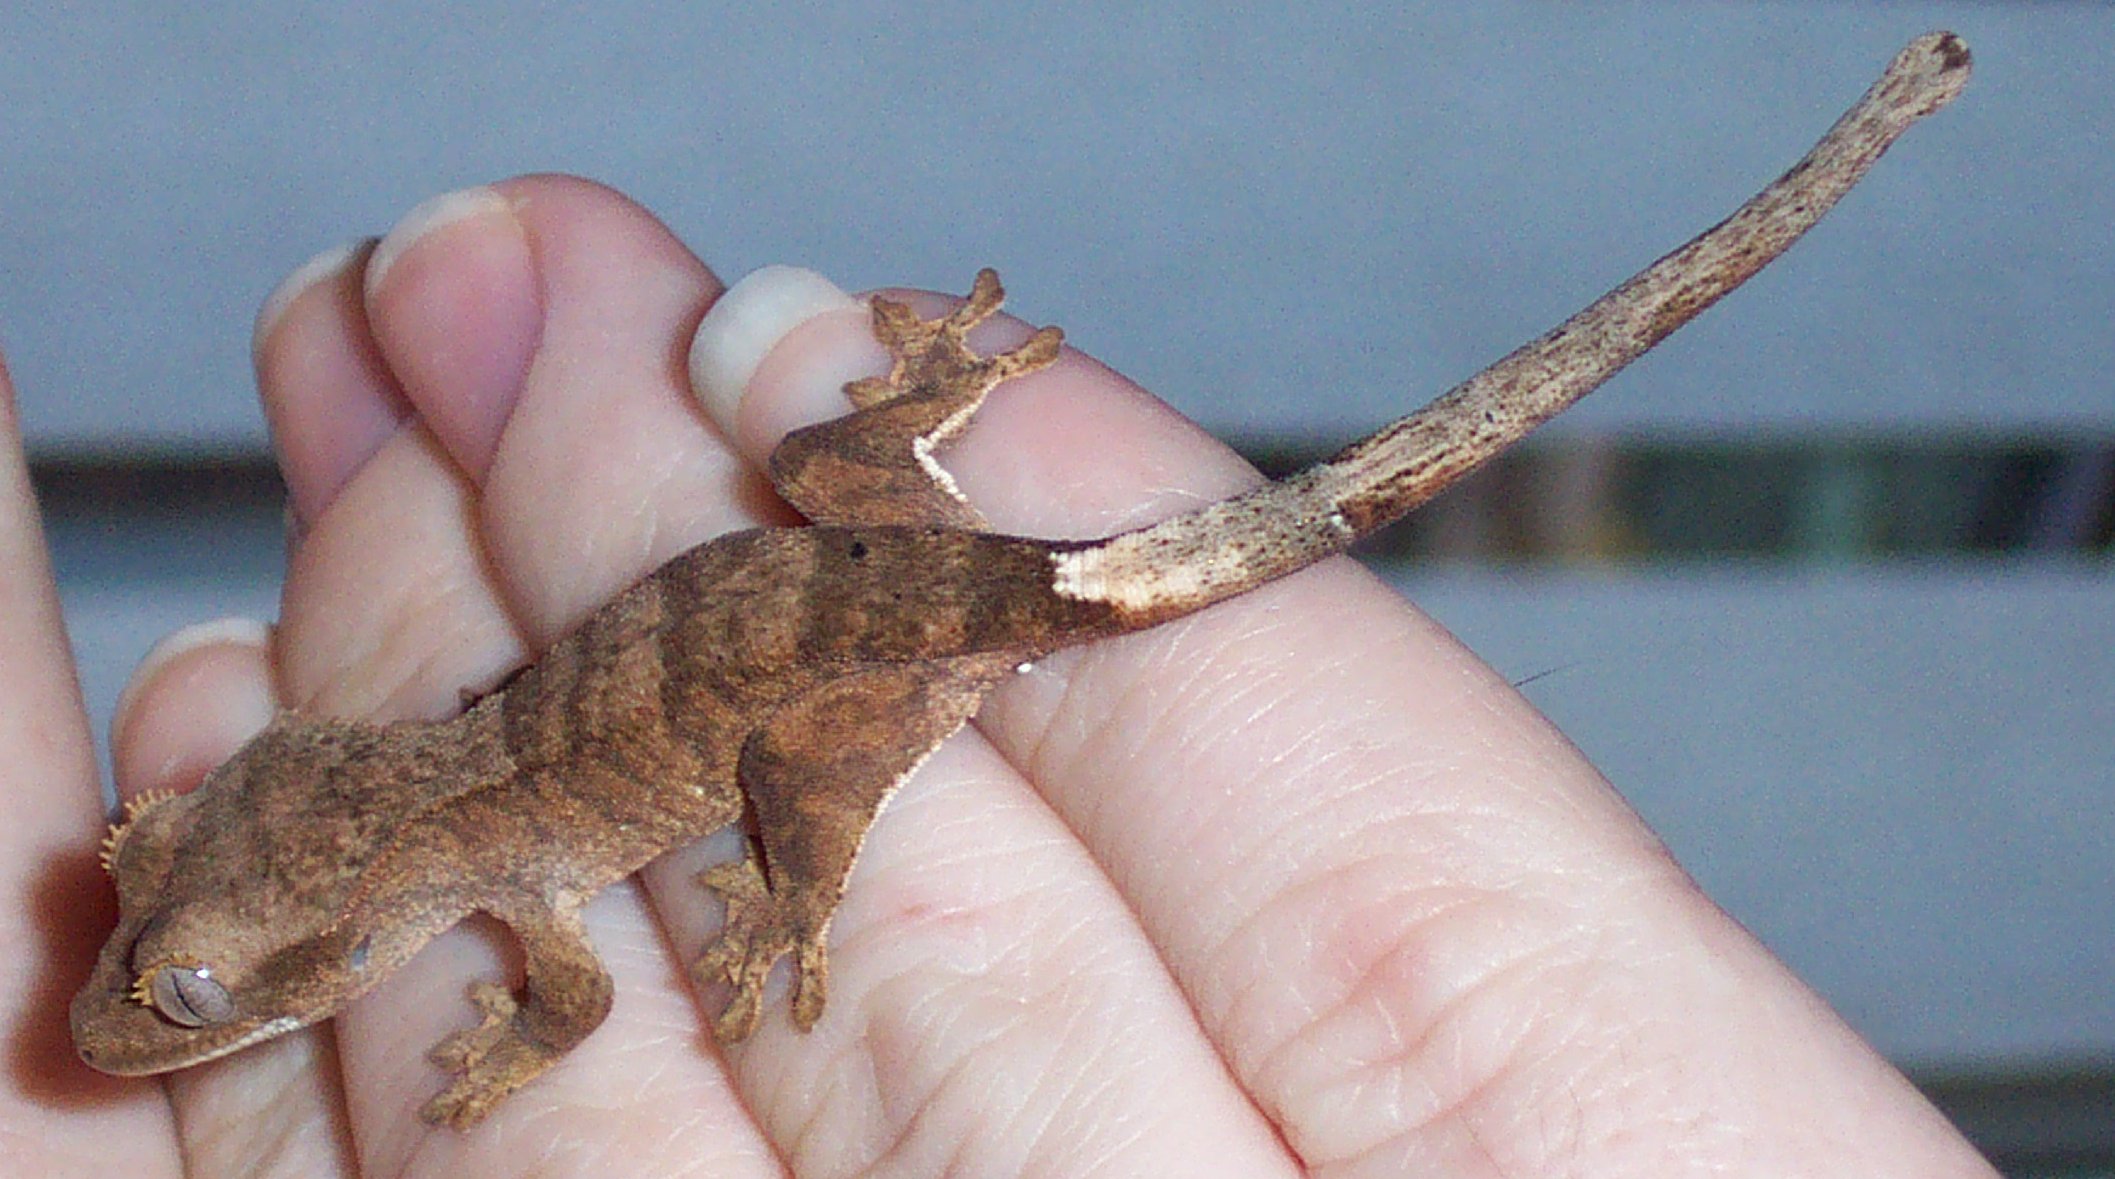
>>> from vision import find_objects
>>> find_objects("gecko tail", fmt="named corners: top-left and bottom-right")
top-left (1305, 31), bottom-right (1968, 540)
top-left (1052, 32), bottom-right (1970, 628)
top-left (1046, 473), bottom-right (1359, 626)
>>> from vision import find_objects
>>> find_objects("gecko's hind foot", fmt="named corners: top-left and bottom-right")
top-left (847, 269), bottom-right (1065, 411)
top-left (771, 270), bottom-right (1064, 527)
top-left (693, 858), bottom-right (830, 1041)
top-left (862, 267), bottom-right (1004, 358)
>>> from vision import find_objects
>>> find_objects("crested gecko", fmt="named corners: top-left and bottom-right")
top-left (72, 34), bottom-right (1970, 1127)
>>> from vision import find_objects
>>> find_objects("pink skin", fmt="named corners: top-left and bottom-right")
top-left (0, 174), bottom-right (1998, 1176)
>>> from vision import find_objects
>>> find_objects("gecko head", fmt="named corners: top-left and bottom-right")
top-left (72, 714), bottom-right (450, 1076)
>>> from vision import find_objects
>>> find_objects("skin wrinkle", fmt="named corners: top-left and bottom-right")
top-left (908, 794), bottom-right (1077, 882)
top-left (1260, 881), bottom-right (1570, 1149)
top-left (1008, 650), bottom-right (1140, 845)
top-left (1010, 995), bottom-right (1159, 1178)
top-left (1455, 1058), bottom-right (1573, 1176)
top-left (369, 604), bottom-right (515, 723)
top-left (1159, 628), bottom-right (1333, 761)
top-left (1311, 1049), bottom-right (1428, 1175)
top-left (1033, 593), bottom-right (1319, 859)
top-left (1563, 1008), bottom-right (1707, 1168)
top-left (1006, 654), bottom-right (1094, 822)
top-left (1223, 705), bottom-right (1389, 830)
top-left (769, 1037), bottom-right (850, 1176)
top-left (1336, 1005), bottom-right (1520, 1174)
top-left (420, 509), bottom-right (536, 707)
top-left (1163, 695), bottom-right (1496, 968)
top-left (1487, 1013), bottom-right (1628, 1172)
top-left (1180, 749), bottom-right (1410, 958)
top-left (1064, 624), bottom-right (1209, 752)
top-left (798, 912), bottom-right (988, 1170)
top-left (865, 1007), bottom-right (996, 1179)
top-left (844, 762), bottom-right (1293, 1175)
top-left (1094, 571), bottom-right (1415, 784)
top-left (630, 445), bottom-right (707, 571)
top-left (1226, 892), bottom-right (1366, 1107)
top-left (978, 1018), bottom-right (1074, 1177)
top-left (185, 1066), bottom-right (322, 1177)
top-left (1248, 869), bottom-right (1480, 1075)
top-left (493, 443), bottom-right (662, 643)
top-left (1360, 914), bottom-right (1625, 1172)
top-left (1021, 1020), bottom-right (1140, 1178)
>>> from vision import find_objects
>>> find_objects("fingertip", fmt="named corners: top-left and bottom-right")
top-left (365, 186), bottom-right (516, 298)
top-left (364, 185), bottom-right (542, 480)
top-left (253, 240), bottom-right (368, 366)
top-left (253, 238), bottom-right (411, 533)
top-left (111, 618), bottom-right (279, 798)
top-left (687, 265), bottom-right (862, 437)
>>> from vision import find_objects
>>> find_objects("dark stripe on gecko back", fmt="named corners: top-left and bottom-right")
top-left (793, 527), bottom-right (1123, 663)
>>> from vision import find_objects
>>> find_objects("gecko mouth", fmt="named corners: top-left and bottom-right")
top-left (76, 1011), bottom-right (304, 1075)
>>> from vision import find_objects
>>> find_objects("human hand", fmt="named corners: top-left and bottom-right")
top-left (30, 176), bottom-right (1997, 1175)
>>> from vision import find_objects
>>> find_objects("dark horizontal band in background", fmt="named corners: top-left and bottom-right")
top-left (32, 437), bottom-right (2115, 592)
top-left (1238, 435), bottom-right (2115, 563)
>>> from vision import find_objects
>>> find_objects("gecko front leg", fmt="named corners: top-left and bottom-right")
top-left (422, 896), bottom-right (613, 1128)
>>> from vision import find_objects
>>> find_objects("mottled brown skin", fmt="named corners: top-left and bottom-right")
top-left (70, 34), bottom-right (1969, 1129)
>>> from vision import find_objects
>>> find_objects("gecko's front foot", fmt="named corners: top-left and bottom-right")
top-left (693, 858), bottom-right (830, 1041)
top-left (421, 981), bottom-right (545, 1128)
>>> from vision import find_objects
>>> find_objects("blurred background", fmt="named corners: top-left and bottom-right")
top-left (5, 3), bottom-right (2109, 1169)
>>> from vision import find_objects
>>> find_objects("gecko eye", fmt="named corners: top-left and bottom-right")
top-left (130, 961), bottom-right (235, 1027)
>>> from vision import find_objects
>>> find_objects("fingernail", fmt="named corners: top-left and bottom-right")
top-left (689, 266), bottom-right (861, 433)
top-left (253, 240), bottom-right (369, 363)
top-left (111, 617), bottom-right (273, 745)
top-left (365, 185), bottom-right (516, 297)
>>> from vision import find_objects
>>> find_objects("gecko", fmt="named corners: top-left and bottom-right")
top-left (71, 34), bottom-right (1970, 1128)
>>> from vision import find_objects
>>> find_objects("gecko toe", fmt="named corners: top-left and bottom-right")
top-left (694, 857), bottom-right (834, 1041)
top-left (790, 939), bottom-right (830, 1032)
top-left (427, 981), bottom-right (517, 1073)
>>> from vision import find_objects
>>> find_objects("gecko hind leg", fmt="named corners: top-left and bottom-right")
top-left (694, 653), bottom-right (1015, 1040)
top-left (766, 269), bottom-right (1064, 529)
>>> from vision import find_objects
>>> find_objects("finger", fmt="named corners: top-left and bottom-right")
top-left (376, 179), bottom-right (772, 642)
top-left (103, 474), bottom-right (367, 1163)
top-left (253, 240), bottom-right (409, 536)
top-left (360, 189), bottom-right (540, 486)
top-left (109, 620), bottom-right (279, 803)
top-left (275, 419), bottom-right (526, 728)
top-left (688, 272), bottom-right (1309, 1174)
top-left (706, 269), bottom-right (1990, 1172)
top-left (0, 351), bottom-right (188, 1172)
top-left (249, 225), bottom-right (528, 726)
top-left (270, 178), bottom-right (775, 1173)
